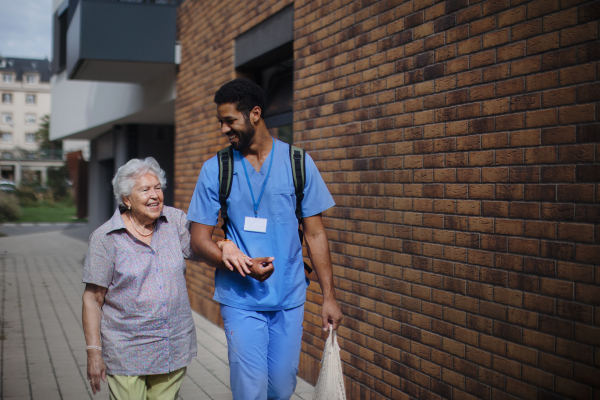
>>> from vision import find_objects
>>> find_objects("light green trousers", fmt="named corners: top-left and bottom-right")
top-left (107, 367), bottom-right (186, 400)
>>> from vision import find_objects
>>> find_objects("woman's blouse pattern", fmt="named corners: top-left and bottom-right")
top-left (82, 206), bottom-right (199, 376)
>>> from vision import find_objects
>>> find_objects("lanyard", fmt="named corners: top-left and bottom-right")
top-left (241, 138), bottom-right (275, 217)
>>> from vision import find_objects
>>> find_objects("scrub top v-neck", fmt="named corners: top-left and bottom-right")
top-left (187, 139), bottom-right (335, 311)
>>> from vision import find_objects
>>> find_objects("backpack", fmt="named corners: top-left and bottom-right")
top-left (216, 142), bottom-right (313, 274)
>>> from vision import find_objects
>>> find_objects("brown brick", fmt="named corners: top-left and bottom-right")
top-left (512, 20), bottom-right (542, 41)
top-left (525, 146), bottom-right (557, 164)
top-left (483, 29), bottom-right (509, 49)
top-left (541, 87), bottom-right (576, 107)
top-left (577, 82), bottom-right (600, 103)
top-left (559, 104), bottom-right (595, 124)
top-left (525, 109), bottom-right (557, 128)
top-left (526, 71), bottom-right (558, 91)
top-left (541, 48), bottom-right (577, 71)
top-left (527, 32), bottom-right (560, 55)
top-left (497, 43), bottom-right (525, 62)
top-left (498, 6), bottom-right (526, 28)
top-left (496, 219), bottom-right (524, 235)
top-left (541, 127), bottom-right (575, 146)
top-left (559, 144), bottom-right (595, 163)
top-left (524, 184), bottom-right (556, 201)
top-left (497, 78), bottom-right (525, 97)
top-left (510, 166), bottom-right (540, 182)
top-left (558, 223), bottom-right (595, 243)
top-left (524, 220), bottom-right (556, 239)
top-left (522, 365), bottom-right (554, 390)
top-left (527, 0), bottom-right (560, 18)
top-left (559, 62), bottom-right (596, 86)
top-left (560, 21), bottom-right (598, 47)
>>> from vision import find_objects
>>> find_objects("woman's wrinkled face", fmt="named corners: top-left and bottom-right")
top-left (123, 172), bottom-right (164, 222)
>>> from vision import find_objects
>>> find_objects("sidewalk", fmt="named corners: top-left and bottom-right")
top-left (0, 229), bottom-right (314, 400)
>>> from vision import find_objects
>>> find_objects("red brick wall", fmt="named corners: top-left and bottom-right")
top-left (176, 0), bottom-right (600, 398)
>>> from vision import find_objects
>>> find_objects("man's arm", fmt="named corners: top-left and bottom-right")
top-left (302, 213), bottom-right (343, 330)
top-left (190, 222), bottom-right (275, 281)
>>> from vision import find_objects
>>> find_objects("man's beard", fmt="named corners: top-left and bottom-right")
top-left (230, 116), bottom-right (256, 151)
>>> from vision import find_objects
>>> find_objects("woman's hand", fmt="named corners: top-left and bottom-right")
top-left (220, 240), bottom-right (253, 277)
top-left (87, 349), bottom-right (106, 394)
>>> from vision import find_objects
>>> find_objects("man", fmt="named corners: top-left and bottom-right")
top-left (187, 78), bottom-right (342, 400)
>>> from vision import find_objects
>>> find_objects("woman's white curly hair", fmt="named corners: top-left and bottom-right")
top-left (112, 157), bottom-right (167, 207)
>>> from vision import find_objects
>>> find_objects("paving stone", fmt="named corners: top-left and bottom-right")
top-left (0, 230), bottom-right (315, 399)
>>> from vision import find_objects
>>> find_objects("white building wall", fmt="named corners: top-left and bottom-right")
top-left (50, 70), bottom-right (175, 141)
top-left (0, 75), bottom-right (50, 153)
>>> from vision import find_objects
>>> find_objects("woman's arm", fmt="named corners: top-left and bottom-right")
top-left (82, 283), bottom-right (108, 395)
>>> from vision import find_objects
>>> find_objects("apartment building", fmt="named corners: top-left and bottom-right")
top-left (0, 57), bottom-right (60, 185)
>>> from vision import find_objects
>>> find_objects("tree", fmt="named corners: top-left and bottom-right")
top-left (35, 115), bottom-right (62, 150)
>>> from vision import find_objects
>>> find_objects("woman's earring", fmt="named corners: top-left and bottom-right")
top-left (128, 206), bottom-right (131, 210)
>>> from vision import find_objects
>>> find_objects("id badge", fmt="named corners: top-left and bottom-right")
top-left (244, 216), bottom-right (267, 233)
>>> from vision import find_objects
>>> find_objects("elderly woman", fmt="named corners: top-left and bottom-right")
top-left (81, 157), bottom-right (206, 399)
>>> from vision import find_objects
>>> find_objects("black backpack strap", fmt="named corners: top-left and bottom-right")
top-left (289, 144), bottom-right (312, 274)
top-left (289, 144), bottom-right (306, 222)
top-left (217, 146), bottom-right (234, 238)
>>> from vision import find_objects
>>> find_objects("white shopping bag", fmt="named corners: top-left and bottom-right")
top-left (313, 326), bottom-right (347, 400)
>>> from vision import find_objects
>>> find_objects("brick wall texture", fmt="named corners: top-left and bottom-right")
top-left (175, 0), bottom-right (600, 398)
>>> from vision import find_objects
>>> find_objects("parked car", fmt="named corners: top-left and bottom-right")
top-left (0, 179), bottom-right (16, 192)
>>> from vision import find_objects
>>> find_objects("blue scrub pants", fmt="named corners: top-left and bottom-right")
top-left (220, 304), bottom-right (305, 400)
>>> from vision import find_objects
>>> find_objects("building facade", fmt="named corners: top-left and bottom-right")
top-left (175, 0), bottom-right (600, 399)
top-left (0, 57), bottom-right (61, 185)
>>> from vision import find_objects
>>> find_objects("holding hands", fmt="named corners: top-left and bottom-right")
top-left (218, 240), bottom-right (274, 282)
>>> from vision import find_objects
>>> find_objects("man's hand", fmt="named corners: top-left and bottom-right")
top-left (87, 349), bottom-right (106, 394)
top-left (322, 298), bottom-right (343, 331)
top-left (221, 241), bottom-right (253, 277)
top-left (247, 257), bottom-right (275, 282)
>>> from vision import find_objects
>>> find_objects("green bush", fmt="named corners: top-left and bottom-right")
top-left (0, 192), bottom-right (21, 222)
top-left (16, 187), bottom-right (39, 207)
top-left (47, 166), bottom-right (70, 201)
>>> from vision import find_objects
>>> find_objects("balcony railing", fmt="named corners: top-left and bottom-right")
top-left (1, 149), bottom-right (64, 161)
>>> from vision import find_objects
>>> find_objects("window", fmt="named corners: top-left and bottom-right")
top-left (0, 132), bottom-right (12, 143)
top-left (3, 74), bottom-right (13, 83)
top-left (25, 114), bottom-right (36, 125)
top-left (2, 93), bottom-right (12, 104)
top-left (235, 6), bottom-right (294, 144)
top-left (26, 133), bottom-right (36, 143)
top-left (26, 94), bottom-right (36, 105)
top-left (26, 75), bottom-right (37, 84)
top-left (2, 152), bottom-right (13, 160)
top-left (2, 113), bottom-right (13, 125)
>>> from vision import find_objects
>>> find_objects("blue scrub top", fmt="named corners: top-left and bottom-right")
top-left (187, 139), bottom-right (335, 311)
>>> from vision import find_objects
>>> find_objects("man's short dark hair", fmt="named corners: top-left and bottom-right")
top-left (214, 78), bottom-right (266, 117)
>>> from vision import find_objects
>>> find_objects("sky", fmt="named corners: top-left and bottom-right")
top-left (0, 0), bottom-right (53, 60)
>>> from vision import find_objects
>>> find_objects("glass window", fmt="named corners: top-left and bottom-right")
top-left (3, 74), bottom-right (14, 83)
top-left (26, 133), bottom-right (36, 143)
top-left (0, 132), bottom-right (12, 143)
top-left (26, 75), bottom-right (37, 84)
top-left (2, 152), bottom-right (13, 160)
top-left (25, 114), bottom-right (36, 124)
top-left (2, 93), bottom-right (12, 104)
top-left (1, 113), bottom-right (13, 125)
top-left (26, 94), bottom-right (36, 105)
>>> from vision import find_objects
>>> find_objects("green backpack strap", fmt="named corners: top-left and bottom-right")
top-left (217, 146), bottom-right (234, 238)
